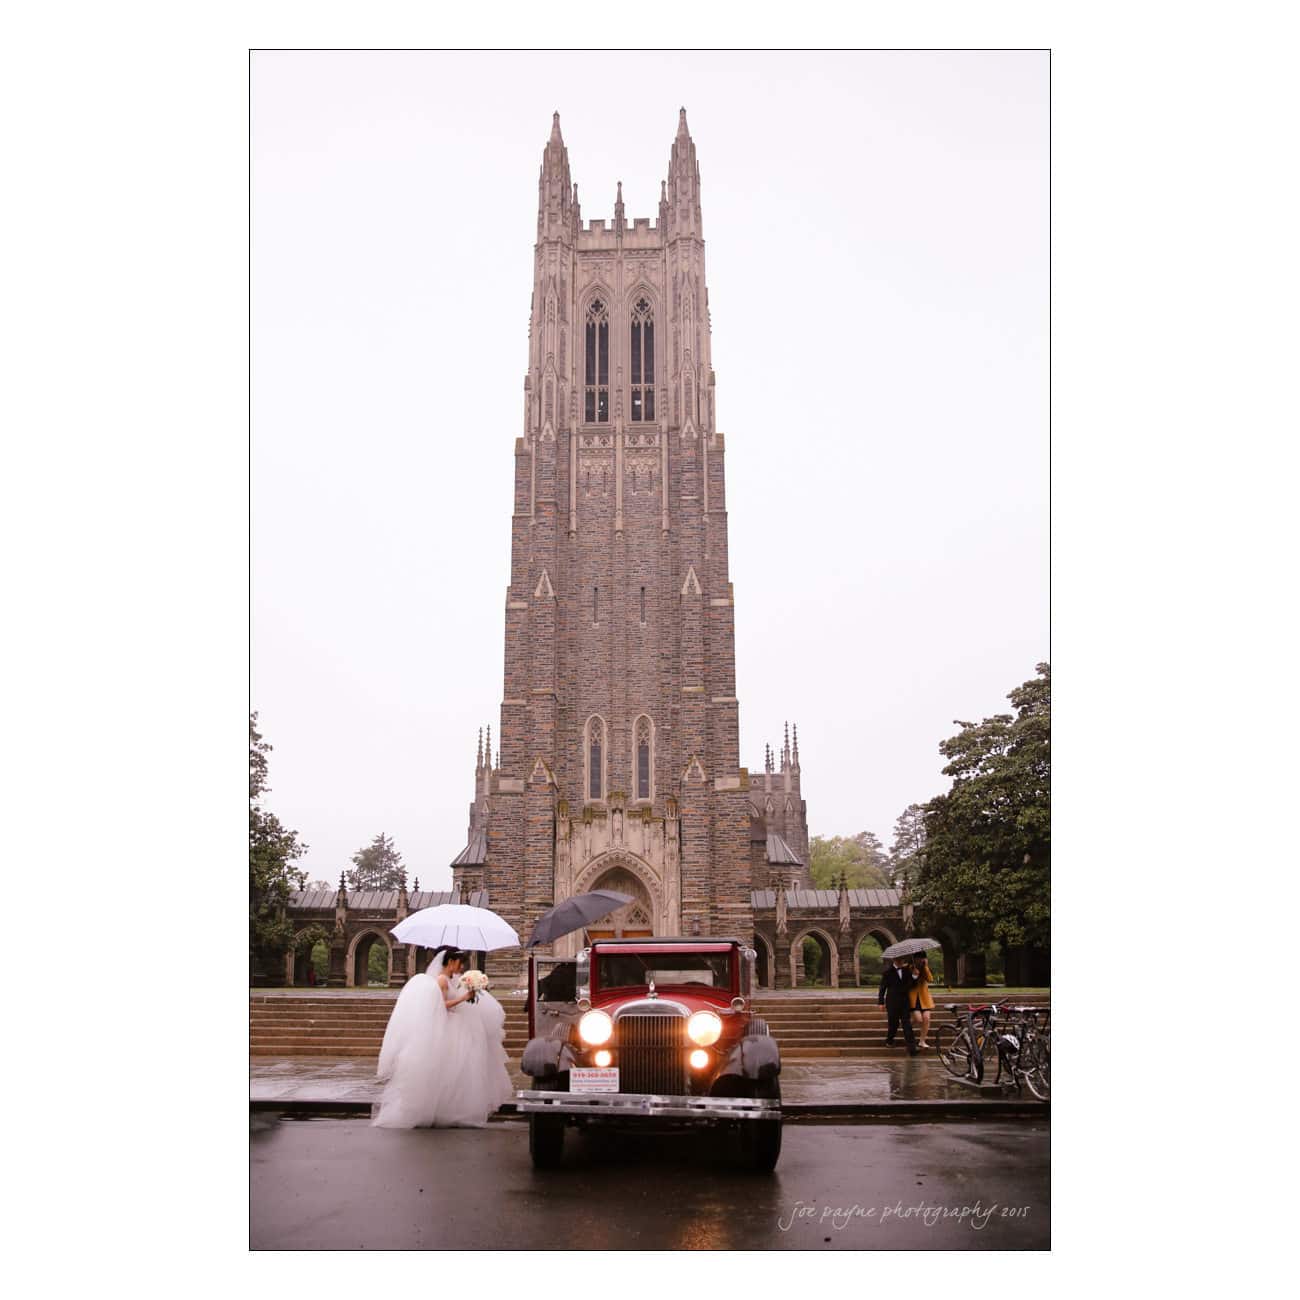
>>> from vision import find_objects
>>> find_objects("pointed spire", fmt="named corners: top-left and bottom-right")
top-left (485, 724), bottom-right (492, 772)
top-left (476, 727), bottom-right (483, 770)
top-left (677, 106), bottom-right (690, 138)
top-left (538, 111), bottom-right (573, 236)
top-left (413, 875), bottom-right (420, 893)
top-left (792, 722), bottom-right (800, 768)
top-left (665, 107), bottom-right (702, 238)
top-left (614, 179), bottom-right (625, 229)
top-left (783, 721), bottom-right (790, 769)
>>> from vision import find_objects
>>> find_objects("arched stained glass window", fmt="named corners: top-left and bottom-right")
top-left (634, 715), bottom-right (654, 801)
top-left (586, 716), bottom-right (606, 802)
top-left (585, 298), bottom-right (609, 423)
top-left (630, 297), bottom-right (655, 422)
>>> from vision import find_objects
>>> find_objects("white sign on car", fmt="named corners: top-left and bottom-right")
top-left (569, 1067), bottom-right (620, 1093)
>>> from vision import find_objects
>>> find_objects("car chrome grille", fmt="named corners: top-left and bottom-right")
top-left (616, 1014), bottom-right (687, 1095)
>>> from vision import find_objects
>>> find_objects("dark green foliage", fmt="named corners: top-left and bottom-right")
top-left (367, 942), bottom-right (390, 985)
top-left (250, 714), bottom-right (308, 966)
top-left (856, 934), bottom-right (883, 982)
top-left (346, 832), bottom-right (406, 892)
top-left (887, 803), bottom-right (927, 886)
top-left (915, 664), bottom-right (1050, 951)
top-left (809, 831), bottom-right (890, 889)
top-left (801, 935), bottom-right (826, 984)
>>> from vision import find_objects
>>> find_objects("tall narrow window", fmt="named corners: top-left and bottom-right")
top-left (630, 297), bottom-right (655, 422)
top-left (635, 716), bottom-right (653, 801)
top-left (585, 298), bottom-right (609, 423)
top-left (593, 586), bottom-right (599, 624)
top-left (639, 585), bottom-right (646, 623)
top-left (586, 716), bottom-right (606, 802)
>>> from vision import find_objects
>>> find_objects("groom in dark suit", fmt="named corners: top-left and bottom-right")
top-left (878, 957), bottom-right (919, 1055)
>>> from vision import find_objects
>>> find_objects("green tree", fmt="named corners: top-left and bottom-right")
top-left (887, 803), bottom-right (927, 886)
top-left (250, 714), bottom-right (309, 973)
top-left (346, 832), bottom-right (406, 891)
top-left (915, 664), bottom-right (1050, 951)
top-left (809, 831), bottom-right (891, 889)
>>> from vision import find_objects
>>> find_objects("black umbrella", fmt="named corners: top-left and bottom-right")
top-left (527, 890), bottom-right (635, 948)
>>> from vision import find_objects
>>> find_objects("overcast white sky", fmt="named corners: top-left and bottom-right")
top-left (251, 49), bottom-right (1048, 888)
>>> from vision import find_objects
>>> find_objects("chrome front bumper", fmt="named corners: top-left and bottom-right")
top-left (516, 1090), bottom-right (780, 1122)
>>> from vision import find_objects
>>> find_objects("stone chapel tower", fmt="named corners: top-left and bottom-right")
top-left (454, 110), bottom-right (765, 972)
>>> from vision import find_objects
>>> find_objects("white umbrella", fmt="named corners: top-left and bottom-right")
top-left (391, 904), bottom-right (520, 952)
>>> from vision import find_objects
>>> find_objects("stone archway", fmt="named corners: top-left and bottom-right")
top-left (753, 933), bottom-right (775, 989)
top-left (852, 924), bottom-right (899, 987)
top-left (571, 852), bottom-right (664, 941)
top-left (346, 929), bottom-right (392, 988)
top-left (582, 864), bottom-right (655, 939)
top-left (789, 927), bottom-right (840, 989)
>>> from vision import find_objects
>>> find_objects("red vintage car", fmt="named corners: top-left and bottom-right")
top-left (516, 936), bottom-right (782, 1171)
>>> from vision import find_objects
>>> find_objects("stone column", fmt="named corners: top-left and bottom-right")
top-left (328, 874), bottom-right (349, 988)
top-left (837, 872), bottom-right (856, 987)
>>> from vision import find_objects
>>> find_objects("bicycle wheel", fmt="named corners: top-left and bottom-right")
top-left (1021, 1037), bottom-right (1050, 1101)
top-left (935, 1024), bottom-right (973, 1077)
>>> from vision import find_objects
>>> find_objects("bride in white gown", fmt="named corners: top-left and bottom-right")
top-left (372, 945), bottom-right (514, 1128)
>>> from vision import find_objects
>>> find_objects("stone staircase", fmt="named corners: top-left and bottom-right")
top-left (250, 990), bottom-right (1049, 1061)
top-left (249, 994), bottom-right (532, 1059)
top-left (750, 992), bottom-right (1050, 1058)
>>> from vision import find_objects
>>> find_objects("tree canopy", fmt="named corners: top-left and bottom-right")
top-left (915, 663), bottom-right (1050, 950)
top-left (809, 831), bottom-right (891, 889)
top-left (346, 832), bottom-right (406, 891)
top-left (250, 714), bottom-right (308, 965)
top-left (887, 803), bottom-right (927, 886)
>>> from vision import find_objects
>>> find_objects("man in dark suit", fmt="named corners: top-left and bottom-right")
top-left (878, 957), bottom-right (919, 1055)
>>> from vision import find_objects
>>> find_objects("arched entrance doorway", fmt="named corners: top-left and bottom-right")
top-left (582, 864), bottom-right (655, 940)
top-left (753, 933), bottom-right (775, 989)
top-left (790, 928), bottom-right (839, 989)
top-left (348, 929), bottom-right (392, 988)
top-left (853, 925), bottom-right (899, 987)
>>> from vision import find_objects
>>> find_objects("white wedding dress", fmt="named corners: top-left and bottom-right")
top-left (372, 960), bottom-right (513, 1128)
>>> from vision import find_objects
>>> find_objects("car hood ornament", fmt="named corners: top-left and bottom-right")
top-left (647, 976), bottom-right (657, 999)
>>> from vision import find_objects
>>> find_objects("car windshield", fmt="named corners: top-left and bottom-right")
top-left (597, 951), bottom-right (732, 990)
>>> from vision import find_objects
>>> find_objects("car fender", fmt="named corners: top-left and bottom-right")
top-left (522, 1036), bottom-right (577, 1079)
top-left (718, 1027), bottom-right (781, 1082)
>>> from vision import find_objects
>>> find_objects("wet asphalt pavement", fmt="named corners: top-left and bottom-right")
top-left (250, 1115), bottom-right (1049, 1250)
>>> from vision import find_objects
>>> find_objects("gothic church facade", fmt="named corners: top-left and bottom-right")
top-left (448, 110), bottom-right (817, 965)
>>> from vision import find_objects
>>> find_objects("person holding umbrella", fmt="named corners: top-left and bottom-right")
top-left (373, 902), bottom-right (522, 1129)
top-left (878, 956), bottom-right (920, 1055)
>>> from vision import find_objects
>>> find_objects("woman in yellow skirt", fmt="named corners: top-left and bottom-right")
top-left (909, 954), bottom-right (936, 1048)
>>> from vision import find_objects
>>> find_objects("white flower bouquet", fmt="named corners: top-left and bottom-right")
top-left (461, 970), bottom-right (490, 993)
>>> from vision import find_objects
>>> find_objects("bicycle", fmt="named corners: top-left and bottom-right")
top-left (1006, 1006), bottom-right (1049, 1100)
top-left (935, 1003), bottom-right (1000, 1083)
top-left (985, 1004), bottom-right (1050, 1100)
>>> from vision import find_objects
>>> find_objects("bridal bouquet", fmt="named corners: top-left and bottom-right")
top-left (461, 970), bottom-right (490, 993)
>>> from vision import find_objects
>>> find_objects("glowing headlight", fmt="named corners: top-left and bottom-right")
top-left (687, 1010), bottom-right (722, 1046)
top-left (578, 1009), bottom-right (613, 1046)
top-left (594, 1049), bottom-right (612, 1068)
top-left (689, 1049), bottom-right (709, 1069)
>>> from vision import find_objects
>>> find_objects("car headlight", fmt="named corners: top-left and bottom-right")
top-left (687, 1010), bottom-right (722, 1046)
top-left (578, 1009), bottom-right (613, 1046)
